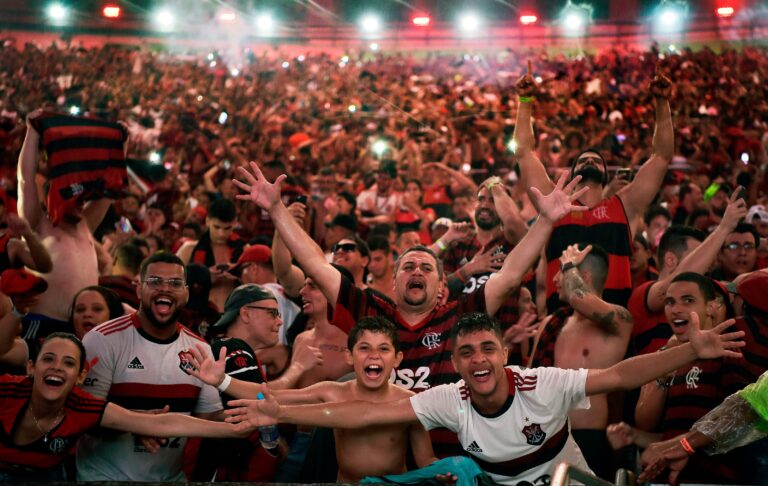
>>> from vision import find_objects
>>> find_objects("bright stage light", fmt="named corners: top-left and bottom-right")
top-left (370, 42), bottom-right (379, 51)
top-left (46, 3), bottom-right (68, 22)
top-left (359, 13), bottom-right (382, 34)
top-left (372, 140), bottom-right (388, 157)
top-left (654, 1), bottom-right (687, 33)
top-left (281, 61), bottom-right (290, 69)
top-left (716, 6), bottom-right (735, 18)
top-left (254, 13), bottom-right (275, 35)
top-left (520, 15), bottom-right (538, 25)
top-left (69, 105), bottom-right (81, 115)
top-left (102, 5), bottom-right (121, 18)
top-left (413, 16), bottom-right (430, 27)
top-left (152, 8), bottom-right (176, 30)
top-left (457, 12), bottom-right (482, 35)
top-left (560, 3), bottom-right (592, 36)
top-left (218, 10), bottom-right (236, 22)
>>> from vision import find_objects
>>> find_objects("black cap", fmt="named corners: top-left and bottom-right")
top-left (211, 284), bottom-right (276, 331)
top-left (378, 159), bottom-right (397, 179)
top-left (324, 214), bottom-right (357, 232)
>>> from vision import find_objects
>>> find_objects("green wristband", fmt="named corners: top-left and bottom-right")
top-left (519, 96), bottom-right (533, 103)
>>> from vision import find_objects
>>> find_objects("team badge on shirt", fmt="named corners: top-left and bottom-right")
top-left (178, 351), bottom-right (194, 373)
top-left (522, 422), bottom-right (546, 446)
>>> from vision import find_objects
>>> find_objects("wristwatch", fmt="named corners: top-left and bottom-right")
top-left (560, 262), bottom-right (577, 273)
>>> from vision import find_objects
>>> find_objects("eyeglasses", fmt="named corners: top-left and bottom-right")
top-left (723, 242), bottom-right (756, 252)
top-left (245, 306), bottom-right (281, 319)
top-left (144, 277), bottom-right (186, 289)
top-left (333, 243), bottom-right (359, 254)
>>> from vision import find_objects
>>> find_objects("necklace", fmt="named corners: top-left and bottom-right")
top-left (28, 406), bottom-right (65, 443)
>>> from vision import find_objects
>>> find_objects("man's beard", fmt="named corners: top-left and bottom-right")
top-left (475, 210), bottom-right (500, 231)
top-left (404, 294), bottom-right (427, 306)
top-left (140, 306), bottom-right (183, 329)
top-left (574, 166), bottom-right (606, 186)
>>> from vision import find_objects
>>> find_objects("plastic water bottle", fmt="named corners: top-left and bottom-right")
top-left (256, 392), bottom-right (279, 449)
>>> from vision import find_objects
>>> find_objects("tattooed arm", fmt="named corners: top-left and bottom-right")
top-left (560, 245), bottom-right (633, 336)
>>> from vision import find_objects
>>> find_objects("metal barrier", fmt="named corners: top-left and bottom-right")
top-left (551, 462), bottom-right (636, 486)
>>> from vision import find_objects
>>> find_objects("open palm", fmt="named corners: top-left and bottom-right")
top-left (233, 161), bottom-right (286, 211)
top-left (531, 173), bottom-right (589, 223)
top-left (688, 313), bottom-right (745, 360)
top-left (185, 344), bottom-right (227, 387)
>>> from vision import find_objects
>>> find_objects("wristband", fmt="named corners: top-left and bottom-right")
top-left (10, 306), bottom-right (27, 319)
top-left (656, 376), bottom-right (671, 389)
top-left (436, 239), bottom-right (448, 252)
top-left (680, 437), bottom-right (695, 455)
top-left (217, 374), bottom-right (232, 392)
top-left (560, 262), bottom-right (577, 273)
top-left (519, 96), bottom-right (533, 104)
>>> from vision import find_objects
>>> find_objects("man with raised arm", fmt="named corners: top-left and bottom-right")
top-left (530, 243), bottom-right (633, 479)
top-left (223, 312), bottom-right (744, 486)
top-left (232, 162), bottom-right (586, 455)
top-left (17, 110), bottom-right (113, 354)
top-left (514, 61), bottom-right (674, 312)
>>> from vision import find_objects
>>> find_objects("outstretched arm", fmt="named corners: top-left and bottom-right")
top-left (484, 173), bottom-right (588, 316)
top-left (234, 162), bottom-right (341, 304)
top-left (513, 60), bottom-right (555, 197)
top-left (224, 389), bottom-right (419, 431)
top-left (490, 182), bottom-right (528, 245)
top-left (560, 244), bottom-right (633, 336)
top-left (17, 111), bottom-right (44, 230)
top-left (619, 68), bottom-right (674, 223)
top-left (645, 190), bottom-right (747, 312)
top-left (585, 313), bottom-right (744, 395)
top-left (101, 402), bottom-right (251, 438)
top-left (272, 203), bottom-right (312, 298)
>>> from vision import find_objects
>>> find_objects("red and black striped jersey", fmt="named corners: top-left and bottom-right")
top-left (627, 281), bottom-right (672, 355)
top-left (545, 195), bottom-right (633, 313)
top-left (30, 112), bottom-right (128, 226)
top-left (331, 275), bottom-right (487, 457)
top-left (660, 316), bottom-right (768, 484)
top-left (0, 376), bottom-right (106, 472)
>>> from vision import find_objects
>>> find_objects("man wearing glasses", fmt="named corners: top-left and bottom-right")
top-left (331, 236), bottom-right (370, 289)
top-left (78, 252), bottom-right (224, 481)
top-left (194, 283), bottom-right (320, 481)
top-left (714, 223), bottom-right (759, 281)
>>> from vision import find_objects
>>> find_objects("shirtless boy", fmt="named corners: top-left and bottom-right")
top-left (188, 316), bottom-right (437, 482)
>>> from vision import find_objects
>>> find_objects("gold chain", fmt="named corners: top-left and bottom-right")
top-left (28, 406), bottom-right (65, 443)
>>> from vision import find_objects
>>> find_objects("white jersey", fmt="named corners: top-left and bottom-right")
top-left (77, 313), bottom-right (222, 482)
top-left (411, 366), bottom-right (592, 485)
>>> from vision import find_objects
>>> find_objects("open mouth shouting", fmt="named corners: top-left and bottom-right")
top-left (152, 296), bottom-right (176, 319)
top-left (364, 363), bottom-right (383, 379)
top-left (670, 318), bottom-right (689, 335)
top-left (43, 374), bottom-right (66, 388)
top-left (471, 369), bottom-right (492, 383)
top-left (407, 278), bottom-right (426, 292)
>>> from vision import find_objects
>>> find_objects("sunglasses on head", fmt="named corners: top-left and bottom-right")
top-left (333, 242), bottom-right (359, 253)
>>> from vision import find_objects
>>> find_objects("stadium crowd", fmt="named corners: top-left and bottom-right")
top-left (0, 38), bottom-right (767, 485)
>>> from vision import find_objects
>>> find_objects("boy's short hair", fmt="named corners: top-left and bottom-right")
top-left (347, 316), bottom-right (401, 352)
top-left (394, 245), bottom-right (444, 279)
top-left (670, 272), bottom-right (716, 301)
top-left (450, 312), bottom-right (503, 345)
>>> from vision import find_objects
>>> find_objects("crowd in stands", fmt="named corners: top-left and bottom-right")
top-left (0, 38), bottom-right (767, 484)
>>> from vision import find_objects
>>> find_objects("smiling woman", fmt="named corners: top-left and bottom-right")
top-left (0, 333), bottom-right (253, 483)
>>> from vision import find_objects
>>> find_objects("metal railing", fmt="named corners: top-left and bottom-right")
top-left (551, 461), bottom-right (636, 486)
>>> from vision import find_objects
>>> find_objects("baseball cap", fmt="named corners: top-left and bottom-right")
top-left (325, 214), bottom-right (357, 232)
top-left (431, 217), bottom-right (452, 231)
top-left (211, 284), bottom-right (276, 331)
top-left (746, 205), bottom-right (768, 224)
top-left (736, 271), bottom-right (768, 314)
top-left (229, 245), bottom-right (272, 275)
top-left (0, 269), bottom-right (48, 296)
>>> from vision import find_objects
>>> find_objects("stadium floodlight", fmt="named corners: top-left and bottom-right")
top-left (654, 1), bottom-right (688, 33)
top-left (46, 3), bottom-right (68, 22)
top-left (560, 2), bottom-right (592, 36)
top-left (69, 105), bottom-right (81, 115)
top-left (412, 16), bottom-right (430, 27)
top-left (457, 11), bottom-right (482, 35)
top-left (149, 151), bottom-right (161, 163)
top-left (254, 12), bottom-right (275, 35)
top-left (218, 10), bottom-right (236, 22)
top-left (520, 15), bottom-right (538, 25)
top-left (281, 61), bottom-right (290, 69)
top-left (370, 42), bottom-right (379, 51)
top-left (152, 8), bottom-right (176, 30)
top-left (372, 139), bottom-right (388, 157)
top-left (359, 13), bottom-right (382, 35)
top-left (102, 5), bottom-right (121, 18)
top-left (716, 6), bottom-right (734, 18)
